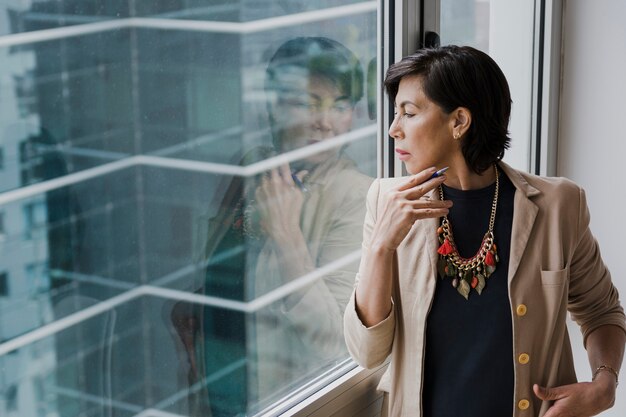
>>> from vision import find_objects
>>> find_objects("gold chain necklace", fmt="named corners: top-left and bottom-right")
top-left (436, 164), bottom-right (500, 299)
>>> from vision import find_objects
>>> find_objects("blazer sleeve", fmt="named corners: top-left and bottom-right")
top-left (568, 186), bottom-right (626, 346)
top-left (343, 178), bottom-right (396, 369)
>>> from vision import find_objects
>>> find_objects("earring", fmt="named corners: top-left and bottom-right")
top-left (454, 131), bottom-right (461, 140)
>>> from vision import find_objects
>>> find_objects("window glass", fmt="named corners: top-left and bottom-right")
top-left (438, 0), bottom-right (535, 171)
top-left (440, 0), bottom-right (490, 51)
top-left (0, 1), bottom-right (378, 416)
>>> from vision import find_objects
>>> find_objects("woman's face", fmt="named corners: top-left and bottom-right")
top-left (389, 75), bottom-right (458, 175)
top-left (271, 71), bottom-right (354, 168)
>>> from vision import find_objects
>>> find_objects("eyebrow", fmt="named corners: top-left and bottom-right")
top-left (394, 100), bottom-right (418, 108)
top-left (308, 93), bottom-right (351, 102)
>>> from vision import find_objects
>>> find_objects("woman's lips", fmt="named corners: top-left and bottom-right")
top-left (396, 149), bottom-right (411, 160)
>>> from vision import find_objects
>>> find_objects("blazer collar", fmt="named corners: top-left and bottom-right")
top-left (497, 160), bottom-right (541, 284)
top-left (426, 161), bottom-right (541, 286)
top-left (497, 160), bottom-right (541, 198)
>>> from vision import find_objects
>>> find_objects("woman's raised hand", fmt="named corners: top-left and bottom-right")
top-left (255, 164), bottom-right (307, 243)
top-left (372, 166), bottom-right (452, 252)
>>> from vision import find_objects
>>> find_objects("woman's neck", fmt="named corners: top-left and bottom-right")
top-left (443, 161), bottom-right (497, 191)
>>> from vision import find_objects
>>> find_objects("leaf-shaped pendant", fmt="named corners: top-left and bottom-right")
top-left (476, 274), bottom-right (486, 295)
top-left (437, 257), bottom-right (447, 278)
top-left (457, 279), bottom-right (471, 300)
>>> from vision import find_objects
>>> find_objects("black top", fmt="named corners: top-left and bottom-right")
top-left (422, 168), bottom-right (515, 417)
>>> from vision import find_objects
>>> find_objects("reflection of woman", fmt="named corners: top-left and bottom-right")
top-left (344, 46), bottom-right (625, 417)
top-left (172, 37), bottom-right (373, 416)
top-left (251, 36), bottom-right (373, 407)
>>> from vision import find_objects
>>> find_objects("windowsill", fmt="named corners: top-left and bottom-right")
top-left (256, 359), bottom-right (388, 417)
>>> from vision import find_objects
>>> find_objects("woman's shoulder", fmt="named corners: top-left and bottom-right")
top-left (501, 162), bottom-right (583, 199)
top-left (513, 168), bottom-right (582, 197)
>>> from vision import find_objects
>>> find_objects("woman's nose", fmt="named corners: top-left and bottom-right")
top-left (389, 116), bottom-right (403, 140)
top-left (313, 109), bottom-right (333, 130)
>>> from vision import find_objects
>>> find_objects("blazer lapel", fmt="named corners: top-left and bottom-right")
top-left (498, 162), bottom-right (541, 283)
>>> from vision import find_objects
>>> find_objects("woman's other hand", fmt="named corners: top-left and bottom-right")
top-left (256, 164), bottom-right (308, 243)
top-left (533, 374), bottom-right (617, 417)
top-left (371, 166), bottom-right (452, 252)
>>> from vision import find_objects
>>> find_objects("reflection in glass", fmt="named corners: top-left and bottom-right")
top-left (171, 37), bottom-right (373, 416)
top-left (0, 2), bottom-right (377, 416)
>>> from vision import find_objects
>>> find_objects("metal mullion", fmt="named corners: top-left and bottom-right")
top-left (382, 0), bottom-right (424, 178)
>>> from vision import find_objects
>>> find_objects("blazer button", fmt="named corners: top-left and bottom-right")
top-left (516, 304), bottom-right (527, 316)
top-left (518, 399), bottom-right (530, 410)
top-left (518, 353), bottom-right (530, 364)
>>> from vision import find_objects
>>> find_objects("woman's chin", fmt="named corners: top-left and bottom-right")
top-left (404, 161), bottom-right (436, 176)
top-left (403, 162), bottom-right (418, 175)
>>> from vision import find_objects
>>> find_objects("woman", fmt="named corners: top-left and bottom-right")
top-left (343, 45), bottom-right (625, 417)
top-left (172, 37), bottom-right (373, 416)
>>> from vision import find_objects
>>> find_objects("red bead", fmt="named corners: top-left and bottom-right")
top-left (485, 250), bottom-right (496, 266)
top-left (471, 276), bottom-right (478, 288)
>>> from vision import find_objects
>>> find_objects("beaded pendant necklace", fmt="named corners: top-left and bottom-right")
top-left (436, 164), bottom-right (500, 299)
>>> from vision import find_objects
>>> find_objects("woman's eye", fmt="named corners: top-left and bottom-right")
top-left (403, 113), bottom-right (414, 118)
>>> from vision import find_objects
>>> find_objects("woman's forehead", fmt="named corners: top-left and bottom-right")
top-left (273, 71), bottom-right (342, 96)
top-left (395, 75), bottom-right (426, 104)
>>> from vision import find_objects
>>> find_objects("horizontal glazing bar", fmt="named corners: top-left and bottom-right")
top-left (0, 249), bottom-right (361, 356)
top-left (0, 2), bottom-right (377, 47)
top-left (0, 125), bottom-right (376, 205)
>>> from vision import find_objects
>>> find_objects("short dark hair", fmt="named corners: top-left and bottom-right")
top-left (384, 45), bottom-right (511, 174)
top-left (266, 37), bottom-right (364, 105)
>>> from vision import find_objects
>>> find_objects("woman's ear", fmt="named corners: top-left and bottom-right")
top-left (451, 107), bottom-right (472, 138)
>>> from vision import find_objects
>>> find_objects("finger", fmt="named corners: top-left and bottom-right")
top-left (397, 166), bottom-right (438, 192)
top-left (411, 207), bottom-right (450, 220)
top-left (402, 175), bottom-right (447, 200)
top-left (279, 164), bottom-right (294, 186)
top-left (411, 198), bottom-right (454, 210)
top-left (533, 384), bottom-right (567, 401)
top-left (270, 168), bottom-right (281, 184)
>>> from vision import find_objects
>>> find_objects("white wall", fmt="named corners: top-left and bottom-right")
top-left (558, 1), bottom-right (626, 416)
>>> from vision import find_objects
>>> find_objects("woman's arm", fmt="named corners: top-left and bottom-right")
top-left (344, 168), bottom-right (452, 368)
top-left (533, 325), bottom-right (625, 416)
top-left (354, 167), bottom-right (451, 327)
top-left (534, 186), bottom-right (626, 416)
top-left (586, 324), bottom-right (625, 400)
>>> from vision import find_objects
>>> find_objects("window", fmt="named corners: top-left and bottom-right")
top-left (6, 384), bottom-right (18, 411)
top-left (22, 200), bottom-right (47, 240)
top-left (25, 261), bottom-right (50, 297)
top-left (0, 271), bottom-right (9, 296)
top-left (0, 1), bottom-right (378, 416)
top-left (0, 1), bottom-right (550, 416)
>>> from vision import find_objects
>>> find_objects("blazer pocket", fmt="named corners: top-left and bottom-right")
top-left (541, 268), bottom-right (568, 287)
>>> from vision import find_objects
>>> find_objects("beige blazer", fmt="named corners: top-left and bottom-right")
top-left (343, 161), bottom-right (626, 417)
